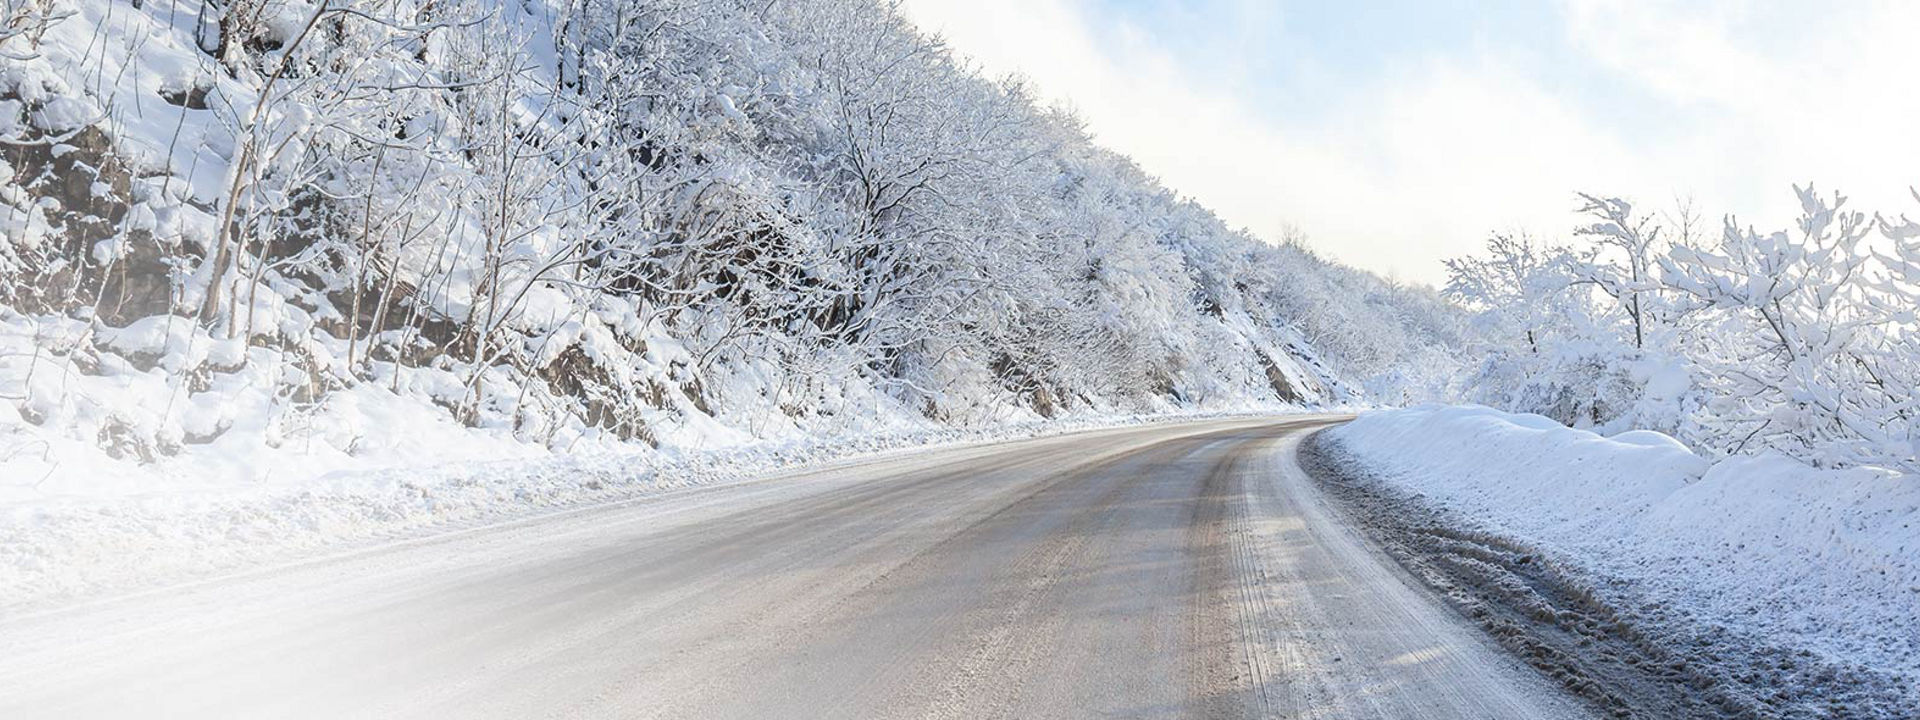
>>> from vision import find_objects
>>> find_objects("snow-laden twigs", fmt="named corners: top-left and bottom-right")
top-left (1447, 185), bottom-right (1919, 472)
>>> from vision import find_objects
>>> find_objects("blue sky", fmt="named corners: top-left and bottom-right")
top-left (900, 0), bottom-right (1920, 286)
top-left (1100, 1), bottom-right (1641, 128)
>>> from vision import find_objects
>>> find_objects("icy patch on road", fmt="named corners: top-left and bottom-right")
top-left (1323, 405), bottom-right (1920, 715)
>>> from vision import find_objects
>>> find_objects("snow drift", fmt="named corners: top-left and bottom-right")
top-left (1325, 405), bottom-right (1920, 686)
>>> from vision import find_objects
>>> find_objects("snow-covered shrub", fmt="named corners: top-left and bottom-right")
top-left (1660, 187), bottom-right (1915, 468)
top-left (1447, 186), bottom-right (1919, 471)
top-left (1442, 230), bottom-right (1684, 433)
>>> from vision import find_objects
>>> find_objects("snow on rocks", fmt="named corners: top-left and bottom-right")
top-left (1325, 404), bottom-right (1920, 683)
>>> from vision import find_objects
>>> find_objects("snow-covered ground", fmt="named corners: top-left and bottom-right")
top-left (1324, 405), bottom-right (1920, 685)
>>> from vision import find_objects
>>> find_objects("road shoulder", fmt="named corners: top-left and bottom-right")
top-left (1232, 425), bottom-right (1597, 718)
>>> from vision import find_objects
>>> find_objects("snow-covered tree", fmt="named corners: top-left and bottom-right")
top-left (1447, 185), bottom-right (1918, 471)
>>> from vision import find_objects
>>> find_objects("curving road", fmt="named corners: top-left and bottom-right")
top-left (0, 417), bottom-right (1593, 719)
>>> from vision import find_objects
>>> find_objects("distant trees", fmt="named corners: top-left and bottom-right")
top-left (1445, 186), bottom-right (1919, 471)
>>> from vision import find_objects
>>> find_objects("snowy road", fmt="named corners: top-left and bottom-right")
top-left (0, 417), bottom-right (1593, 719)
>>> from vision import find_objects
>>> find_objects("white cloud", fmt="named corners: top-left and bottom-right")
top-left (1561, 0), bottom-right (1920, 222)
top-left (899, 0), bottom-right (1920, 286)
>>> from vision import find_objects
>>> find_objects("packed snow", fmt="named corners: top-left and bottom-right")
top-left (1326, 405), bottom-right (1920, 683)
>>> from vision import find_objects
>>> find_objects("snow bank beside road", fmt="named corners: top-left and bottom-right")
top-left (1325, 405), bottom-right (1920, 681)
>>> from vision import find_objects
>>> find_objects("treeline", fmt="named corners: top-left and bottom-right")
top-left (1445, 188), bottom-right (1919, 471)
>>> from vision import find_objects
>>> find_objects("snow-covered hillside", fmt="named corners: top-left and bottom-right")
top-left (0, 0), bottom-right (1457, 498)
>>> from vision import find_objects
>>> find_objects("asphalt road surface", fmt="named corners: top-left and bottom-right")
top-left (0, 417), bottom-right (1594, 719)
